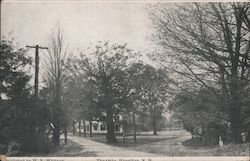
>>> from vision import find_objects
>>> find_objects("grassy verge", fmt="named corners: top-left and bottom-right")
top-left (130, 140), bottom-right (250, 156)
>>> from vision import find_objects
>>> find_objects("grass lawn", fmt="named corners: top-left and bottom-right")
top-left (130, 139), bottom-right (250, 156)
top-left (87, 130), bottom-right (250, 156)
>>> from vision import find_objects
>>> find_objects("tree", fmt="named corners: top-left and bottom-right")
top-left (69, 42), bottom-right (137, 143)
top-left (0, 38), bottom-right (31, 97)
top-left (79, 82), bottom-right (101, 138)
top-left (150, 2), bottom-right (250, 143)
top-left (127, 63), bottom-right (169, 135)
top-left (61, 66), bottom-right (85, 137)
top-left (243, 83), bottom-right (250, 141)
top-left (64, 58), bottom-right (102, 138)
top-left (43, 26), bottom-right (69, 146)
top-left (169, 89), bottom-right (229, 139)
top-left (0, 38), bottom-right (50, 154)
top-left (0, 38), bottom-right (32, 146)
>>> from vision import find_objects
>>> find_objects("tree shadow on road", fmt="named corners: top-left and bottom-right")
top-left (90, 133), bottom-right (179, 148)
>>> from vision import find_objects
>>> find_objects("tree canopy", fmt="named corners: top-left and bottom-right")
top-left (150, 2), bottom-right (250, 143)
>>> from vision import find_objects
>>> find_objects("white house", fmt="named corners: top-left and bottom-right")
top-left (75, 115), bottom-right (124, 134)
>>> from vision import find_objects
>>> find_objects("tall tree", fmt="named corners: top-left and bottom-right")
top-left (62, 66), bottom-right (84, 137)
top-left (127, 63), bottom-right (169, 135)
top-left (79, 82), bottom-right (100, 138)
top-left (64, 58), bottom-right (101, 137)
top-left (150, 2), bottom-right (250, 143)
top-left (69, 42), bottom-right (136, 143)
top-left (43, 27), bottom-right (69, 145)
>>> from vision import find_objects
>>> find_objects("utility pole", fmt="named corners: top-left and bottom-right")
top-left (26, 45), bottom-right (48, 98)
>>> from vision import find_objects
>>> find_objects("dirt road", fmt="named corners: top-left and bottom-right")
top-left (68, 134), bottom-right (163, 157)
top-left (50, 130), bottom-right (249, 158)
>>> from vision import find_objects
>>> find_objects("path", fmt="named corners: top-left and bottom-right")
top-left (68, 134), bottom-right (163, 157)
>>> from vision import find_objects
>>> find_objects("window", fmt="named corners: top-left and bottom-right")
top-left (93, 124), bottom-right (98, 131)
top-left (100, 125), bottom-right (106, 131)
top-left (86, 125), bottom-right (90, 132)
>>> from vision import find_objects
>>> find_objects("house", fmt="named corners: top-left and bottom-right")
top-left (75, 114), bottom-right (124, 134)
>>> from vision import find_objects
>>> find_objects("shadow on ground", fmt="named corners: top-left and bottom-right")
top-left (89, 133), bottom-right (179, 148)
top-left (182, 137), bottom-right (204, 149)
top-left (46, 140), bottom-right (97, 157)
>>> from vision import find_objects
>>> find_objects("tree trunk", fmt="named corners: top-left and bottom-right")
top-left (229, 106), bottom-right (242, 143)
top-left (229, 75), bottom-right (242, 143)
top-left (83, 120), bottom-right (87, 137)
top-left (72, 122), bottom-right (76, 135)
top-left (64, 126), bottom-right (67, 144)
top-left (153, 113), bottom-right (157, 135)
top-left (122, 118), bottom-right (127, 143)
top-left (106, 110), bottom-right (117, 143)
top-left (89, 118), bottom-right (93, 138)
top-left (78, 121), bottom-right (81, 136)
top-left (52, 82), bottom-right (62, 146)
top-left (52, 105), bottom-right (61, 146)
top-left (132, 111), bottom-right (137, 143)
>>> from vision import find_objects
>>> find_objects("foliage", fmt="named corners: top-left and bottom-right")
top-left (0, 38), bottom-right (50, 155)
top-left (0, 38), bottom-right (31, 97)
top-left (126, 63), bottom-right (169, 135)
top-left (67, 42), bottom-right (137, 142)
top-left (169, 88), bottom-right (231, 145)
top-left (149, 2), bottom-right (250, 143)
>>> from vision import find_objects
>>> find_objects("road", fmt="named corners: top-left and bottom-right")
top-left (48, 131), bottom-right (249, 160)
top-left (68, 134), bottom-right (163, 157)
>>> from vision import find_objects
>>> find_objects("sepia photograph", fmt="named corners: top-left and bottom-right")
top-left (0, 0), bottom-right (250, 160)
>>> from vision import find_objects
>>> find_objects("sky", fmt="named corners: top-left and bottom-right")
top-left (1, 1), bottom-right (174, 119)
top-left (1, 1), bottom-right (154, 54)
top-left (1, 1), bottom-right (159, 94)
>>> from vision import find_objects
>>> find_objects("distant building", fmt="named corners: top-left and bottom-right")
top-left (75, 114), bottom-right (123, 134)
